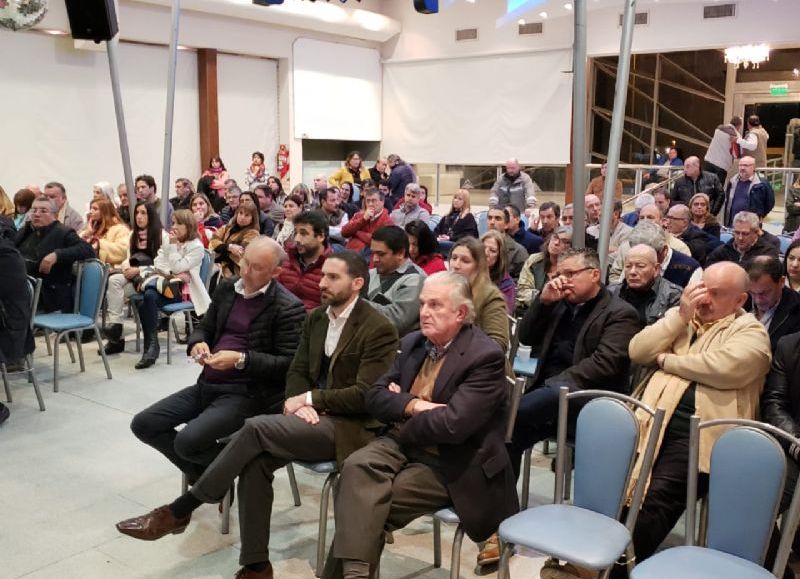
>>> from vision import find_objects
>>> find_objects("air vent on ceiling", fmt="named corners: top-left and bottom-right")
top-left (519, 22), bottom-right (543, 35)
top-left (618, 11), bottom-right (649, 26)
top-left (704, 3), bottom-right (736, 18)
top-left (455, 27), bottom-right (478, 41)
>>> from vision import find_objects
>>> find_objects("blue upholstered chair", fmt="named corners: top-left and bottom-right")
top-left (33, 259), bottom-right (112, 392)
top-left (498, 387), bottom-right (665, 579)
top-left (630, 418), bottom-right (800, 579)
top-left (427, 214), bottom-right (442, 231)
top-left (2, 276), bottom-right (45, 411)
top-left (477, 210), bottom-right (488, 236)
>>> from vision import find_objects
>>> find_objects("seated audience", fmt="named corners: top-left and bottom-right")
top-left (267, 177), bottom-right (288, 222)
top-left (367, 225), bottom-right (425, 337)
top-left (529, 201), bottom-right (560, 238)
top-left (135, 174), bottom-right (172, 226)
top-left (621, 193), bottom-right (655, 227)
top-left (689, 192), bottom-right (721, 239)
top-left (561, 203), bottom-right (574, 226)
top-left (191, 192), bottom-right (224, 244)
top-left (707, 211), bottom-right (779, 266)
top-left (15, 195), bottom-right (94, 313)
top-left (482, 230), bottom-right (516, 313)
top-left (170, 178), bottom-right (195, 211)
top-left (102, 203), bottom-right (168, 355)
top-left (127, 237), bottom-right (304, 484)
top-left (219, 185), bottom-right (242, 224)
top-left (434, 188), bottom-right (478, 243)
top-left (271, 194), bottom-right (303, 248)
top-left (585, 162), bottom-right (623, 201)
top-left (785, 240), bottom-right (800, 292)
top-left (390, 183), bottom-right (431, 227)
top-left (619, 262), bottom-right (771, 576)
top-left (489, 158), bottom-right (537, 214)
top-left (319, 188), bottom-right (349, 245)
top-left (722, 155), bottom-right (775, 227)
top-left (201, 156), bottom-right (230, 197)
top-left (133, 210), bottom-right (212, 370)
top-left (516, 226), bottom-right (573, 312)
top-left (608, 244), bottom-right (682, 326)
top-left (208, 204), bottom-right (260, 280)
top-left (44, 181), bottom-right (84, 232)
top-left (277, 210), bottom-right (331, 311)
top-left (79, 197), bottom-right (129, 268)
top-left (745, 256), bottom-right (800, 351)
top-left (369, 156), bottom-right (388, 184)
top-left (486, 207), bottom-right (527, 279)
top-left (670, 155), bottom-right (724, 213)
top-left (386, 154), bottom-right (416, 208)
top-left (505, 205), bottom-right (542, 254)
top-left (584, 194), bottom-right (602, 226)
top-left (324, 272), bottom-right (518, 579)
top-left (244, 151), bottom-right (268, 192)
top-left (587, 200), bottom-right (632, 263)
top-left (246, 188), bottom-right (276, 237)
top-left (338, 182), bottom-right (360, 218)
top-left (13, 187), bottom-right (36, 230)
top-left (341, 187), bottom-right (393, 255)
top-left (116, 252), bottom-right (397, 579)
top-left (664, 203), bottom-right (720, 265)
top-left (392, 184), bottom-right (433, 214)
top-left (478, 248), bottom-right (640, 567)
top-left (448, 237), bottom-right (511, 353)
top-left (92, 181), bottom-right (120, 208)
top-left (653, 188), bottom-right (671, 216)
top-left (405, 219), bottom-right (445, 276)
top-left (117, 183), bottom-right (131, 224)
top-left (0, 187), bottom-right (16, 238)
top-left (329, 151), bottom-right (370, 190)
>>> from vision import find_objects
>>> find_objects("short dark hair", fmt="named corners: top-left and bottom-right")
top-left (320, 187), bottom-right (338, 204)
top-left (378, 179), bottom-right (390, 189)
top-left (745, 255), bottom-right (783, 283)
top-left (748, 114), bottom-right (761, 128)
top-left (558, 247), bottom-right (601, 270)
top-left (404, 219), bottom-right (438, 257)
top-left (613, 200), bottom-right (623, 214)
top-left (254, 184), bottom-right (273, 199)
top-left (504, 205), bottom-right (522, 219)
top-left (44, 181), bottom-right (66, 196)
top-left (364, 186), bottom-right (384, 201)
top-left (539, 201), bottom-right (561, 218)
top-left (488, 206), bottom-right (509, 223)
top-left (135, 174), bottom-right (157, 193)
top-left (293, 210), bottom-right (329, 243)
top-left (372, 225), bottom-right (409, 256)
top-left (240, 190), bottom-right (258, 207)
top-left (252, 151), bottom-right (265, 162)
top-left (328, 250), bottom-right (369, 284)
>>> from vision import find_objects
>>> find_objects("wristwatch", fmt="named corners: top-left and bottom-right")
top-left (234, 352), bottom-right (248, 370)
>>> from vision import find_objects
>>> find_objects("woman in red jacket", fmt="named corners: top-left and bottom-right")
top-left (405, 219), bottom-right (445, 275)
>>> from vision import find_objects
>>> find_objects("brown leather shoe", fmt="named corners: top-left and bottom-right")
top-left (476, 533), bottom-right (500, 566)
top-left (115, 505), bottom-right (190, 541)
top-left (234, 563), bottom-right (274, 579)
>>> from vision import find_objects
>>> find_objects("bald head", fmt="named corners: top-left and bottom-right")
top-left (240, 236), bottom-right (286, 293)
top-left (694, 262), bottom-right (749, 323)
top-left (666, 204), bottom-right (691, 235)
top-left (624, 244), bottom-right (660, 291)
top-left (684, 156), bottom-right (701, 178)
top-left (585, 194), bottom-right (601, 224)
top-left (638, 204), bottom-right (663, 223)
top-left (505, 158), bottom-right (521, 178)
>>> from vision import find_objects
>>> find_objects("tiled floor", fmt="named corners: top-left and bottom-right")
top-left (1, 328), bottom-right (551, 579)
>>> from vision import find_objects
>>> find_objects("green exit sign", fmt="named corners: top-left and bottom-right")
top-left (771, 84), bottom-right (790, 96)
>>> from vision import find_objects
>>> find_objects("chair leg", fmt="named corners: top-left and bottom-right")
top-left (449, 525), bottom-right (464, 579)
top-left (433, 518), bottom-right (442, 568)
top-left (563, 446), bottom-right (573, 502)
top-left (166, 314), bottom-right (172, 365)
top-left (286, 463), bottom-right (302, 507)
top-left (698, 496), bottom-right (709, 546)
top-left (2, 363), bottom-right (11, 403)
top-left (521, 447), bottom-right (532, 509)
top-left (65, 333), bottom-right (76, 364)
top-left (43, 329), bottom-right (52, 356)
top-left (543, 439), bottom-right (551, 455)
top-left (75, 332), bottom-right (86, 373)
top-left (94, 325), bottom-right (112, 380)
top-left (316, 472), bottom-right (336, 578)
top-left (498, 541), bottom-right (513, 579)
top-left (53, 331), bottom-right (62, 392)
top-left (220, 486), bottom-right (232, 535)
top-left (134, 309), bottom-right (141, 353)
top-left (27, 355), bottom-right (45, 412)
top-left (181, 472), bottom-right (189, 494)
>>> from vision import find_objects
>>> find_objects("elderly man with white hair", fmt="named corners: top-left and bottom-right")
top-left (706, 211), bottom-right (779, 266)
top-left (489, 158), bottom-right (538, 214)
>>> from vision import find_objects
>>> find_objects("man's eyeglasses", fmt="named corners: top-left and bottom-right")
top-left (556, 266), bottom-right (594, 280)
top-left (553, 236), bottom-right (572, 246)
top-left (30, 208), bottom-right (52, 214)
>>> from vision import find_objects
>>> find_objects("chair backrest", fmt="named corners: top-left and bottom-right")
top-left (720, 230), bottom-right (733, 244)
top-left (507, 315), bottom-right (519, 361)
top-left (477, 210), bottom-right (488, 236)
top-left (428, 214), bottom-right (441, 231)
top-left (779, 234), bottom-right (792, 256)
top-left (74, 259), bottom-right (108, 320)
top-left (686, 417), bottom-right (800, 573)
top-left (26, 275), bottom-right (41, 327)
top-left (199, 250), bottom-right (214, 290)
top-left (555, 388), bottom-right (664, 527)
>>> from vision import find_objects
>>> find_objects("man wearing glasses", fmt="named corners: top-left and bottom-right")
top-left (477, 248), bottom-right (641, 568)
top-left (664, 204), bottom-right (720, 266)
top-left (15, 196), bottom-right (94, 313)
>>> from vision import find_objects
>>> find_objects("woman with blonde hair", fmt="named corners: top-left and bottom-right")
top-left (447, 236), bottom-right (510, 353)
top-left (435, 188), bottom-right (479, 243)
top-left (209, 203), bottom-right (260, 278)
top-left (79, 197), bottom-right (129, 266)
top-left (481, 230), bottom-right (515, 313)
top-left (689, 192), bottom-right (721, 239)
top-left (0, 185), bottom-right (15, 236)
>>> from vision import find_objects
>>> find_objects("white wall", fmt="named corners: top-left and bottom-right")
top-left (0, 29), bottom-right (200, 210)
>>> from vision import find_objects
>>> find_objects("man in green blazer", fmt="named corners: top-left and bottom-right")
top-left (115, 251), bottom-right (399, 579)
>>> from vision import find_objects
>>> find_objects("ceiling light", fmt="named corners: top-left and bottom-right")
top-left (518, 18), bottom-right (525, 25)
top-left (724, 43), bottom-right (770, 69)
top-left (539, 11), bottom-right (548, 18)
top-left (44, 29), bottom-right (67, 35)
top-left (564, 3), bottom-right (573, 10)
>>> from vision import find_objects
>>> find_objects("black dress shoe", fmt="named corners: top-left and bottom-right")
top-left (101, 340), bottom-right (125, 355)
top-left (0, 402), bottom-right (9, 425)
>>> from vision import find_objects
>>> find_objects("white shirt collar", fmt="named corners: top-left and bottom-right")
top-left (327, 295), bottom-right (358, 323)
top-left (234, 278), bottom-right (271, 299)
top-left (660, 247), bottom-right (673, 274)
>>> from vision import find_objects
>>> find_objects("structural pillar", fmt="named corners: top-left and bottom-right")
top-left (198, 48), bottom-right (219, 173)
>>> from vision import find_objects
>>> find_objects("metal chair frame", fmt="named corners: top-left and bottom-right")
top-left (2, 276), bottom-right (45, 411)
top-left (180, 473), bottom-right (232, 534)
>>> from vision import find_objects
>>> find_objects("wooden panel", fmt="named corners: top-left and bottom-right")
top-left (198, 48), bottom-right (219, 172)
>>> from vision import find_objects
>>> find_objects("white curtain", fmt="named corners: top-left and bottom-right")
top-left (382, 49), bottom-right (573, 165)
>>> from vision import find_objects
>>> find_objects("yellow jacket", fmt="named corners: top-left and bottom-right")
top-left (94, 223), bottom-right (130, 266)
top-left (328, 166), bottom-right (370, 188)
top-left (628, 307), bottom-right (771, 491)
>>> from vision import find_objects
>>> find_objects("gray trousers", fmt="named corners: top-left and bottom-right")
top-left (191, 413), bottom-right (337, 565)
top-left (325, 436), bottom-right (451, 578)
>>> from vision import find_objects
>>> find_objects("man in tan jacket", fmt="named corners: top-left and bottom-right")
top-left (622, 261), bottom-right (772, 574)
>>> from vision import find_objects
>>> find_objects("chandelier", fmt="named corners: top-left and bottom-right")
top-left (724, 44), bottom-right (770, 69)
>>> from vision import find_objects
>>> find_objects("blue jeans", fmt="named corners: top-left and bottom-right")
top-left (136, 287), bottom-right (181, 339)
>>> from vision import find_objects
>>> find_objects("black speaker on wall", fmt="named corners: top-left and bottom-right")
top-left (65, 0), bottom-right (119, 43)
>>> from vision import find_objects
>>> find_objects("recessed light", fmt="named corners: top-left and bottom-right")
top-left (44, 29), bottom-right (67, 35)
top-left (539, 11), bottom-right (548, 18)
top-left (518, 18), bottom-right (525, 25)
top-left (564, 2), bottom-right (573, 10)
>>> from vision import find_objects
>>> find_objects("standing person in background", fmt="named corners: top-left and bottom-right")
top-left (244, 151), bottom-right (268, 192)
top-left (43, 181), bottom-right (84, 232)
top-left (670, 156), bottom-right (725, 214)
top-left (738, 114), bottom-right (770, 169)
top-left (585, 162), bottom-right (623, 201)
top-left (405, 220), bottom-right (446, 276)
top-left (722, 156), bottom-right (775, 227)
top-left (482, 230), bottom-right (515, 314)
top-left (703, 119), bottom-right (741, 185)
top-left (202, 156), bottom-right (230, 198)
top-left (13, 188), bottom-right (36, 230)
top-left (386, 154), bottom-right (417, 208)
top-left (489, 158), bottom-right (537, 214)
top-left (435, 188), bottom-right (479, 243)
top-left (329, 151), bottom-right (370, 190)
top-left (79, 198), bottom-right (129, 268)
